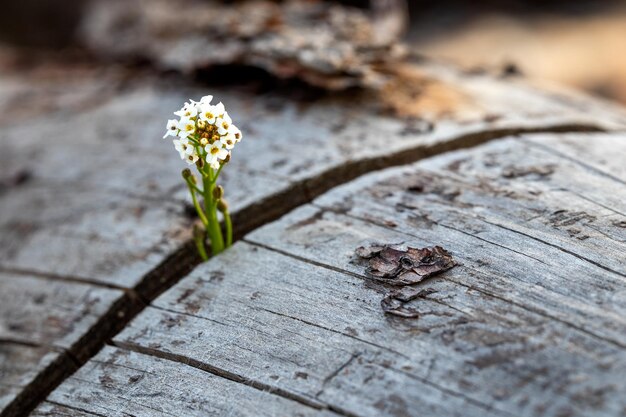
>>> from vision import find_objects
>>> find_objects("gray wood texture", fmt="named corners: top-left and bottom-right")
top-left (3, 59), bottom-right (626, 416)
top-left (2, 64), bottom-right (624, 288)
top-left (0, 271), bottom-right (133, 416)
top-left (40, 131), bottom-right (626, 417)
top-left (0, 344), bottom-right (71, 414)
top-left (36, 346), bottom-right (338, 417)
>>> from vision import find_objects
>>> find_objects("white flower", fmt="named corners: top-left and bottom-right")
top-left (199, 102), bottom-right (225, 124)
top-left (178, 118), bottom-right (196, 138)
top-left (228, 125), bottom-right (242, 142)
top-left (205, 143), bottom-right (229, 167)
top-left (184, 152), bottom-right (199, 165)
top-left (220, 132), bottom-right (236, 150)
top-left (163, 119), bottom-right (179, 138)
top-left (216, 112), bottom-right (232, 135)
top-left (199, 104), bottom-right (219, 124)
top-left (164, 95), bottom-right (242, 170)
top-left (173, 138), bottom-right (194, 158)
top-left (174, 102), bottom-right (198, 118)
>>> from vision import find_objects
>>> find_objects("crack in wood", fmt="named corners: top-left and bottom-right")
top-left (4, 123), bottom-right (612, 417)
top-left (45, 401), bottom-right (108, 417)
top-left (483, 218), bottom-right (626, 279)
top-left (0, 267), bottom-right (129, 292)
top-left (526, 139), bottom-right (626, 187)
top-left (315, 352), bottom-right (362, 399)
top-left (310, 205), bottom-right (626, 350)
top-left (254, 307), bottom-right (408, 359)
top-left (110, 341), bottom-right (332, 413)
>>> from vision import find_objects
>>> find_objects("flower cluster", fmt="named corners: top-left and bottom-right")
top-left (163, 95), bottom-right (242, 168)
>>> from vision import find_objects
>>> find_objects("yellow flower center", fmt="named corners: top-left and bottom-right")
top-left (210, 147), bottom-right (219, 155)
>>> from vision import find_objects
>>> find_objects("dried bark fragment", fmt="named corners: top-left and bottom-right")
top-left (356, 243), bottom-right (456, 318)
top-left (380, 287), bottom-right (437, 318)
top-left (356, 244), bottom-right (456, 286)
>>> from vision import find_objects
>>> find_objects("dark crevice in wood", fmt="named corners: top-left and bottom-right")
top-left (0, 267), bottom-right (129, 292)
top-left (301, 124), bottom-right (605, 201)
top-left (109, 341), bottom-right (333, 413)
top-left (148, 304), bottom-right (230, 328)
top-left (483, 219), bottom-right (626, 279)
top-left (315, 352), bottom-right (362, 398)
top-left (1, 353), bottom-right (77, 417)
top-left (390, 365), bottom-right (518, 417)
top-left (6, 122), bottom-right (608, 417)
top-left (525, 138), bottom-right (626, 186)
top-left (308, 204), bottom-right (626, 349)
top-left (45, 401), bottom-right (108, 417)
top-left (0, 294), bottom-right (143, 417)
top-left (113, 297), bottom-right (513, 417)
top-left (0, 339), bottom-right (56, 350)
top-left (253, 306), bottom-right (409, 359)
top-left (559, 188), bottom-right (626, 217)
top-left (437, 222), bottom-right (551, 266)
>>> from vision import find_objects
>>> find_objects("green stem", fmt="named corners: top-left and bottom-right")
top-left (188, 181), bottom-right (203, 194)
top-left (185, 180), bottom-right (208, 227)
top-left (211, 163), bottom-right (225, 183)
top-left (193, 232), bottom-right (209, 261)
top-left (202, 169), bottom-right (225, 255)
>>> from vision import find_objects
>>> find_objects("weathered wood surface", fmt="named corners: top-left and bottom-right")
top-left (1, 62), bottom-right (625, 289)
top-left (39, 132), bottom-right (626, 417)
top-left (33, 346), bottom-right (338, 417)
top-left (0, 271), bottom-right (133, 415)
top-left (3, 55), bottom-right (626, 417)
top-left (0, 271), bottom-right (128, 355)
top-left (0, 345), bottom-right (71, 414)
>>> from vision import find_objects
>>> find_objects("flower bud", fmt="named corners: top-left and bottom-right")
top-left (196, 158), bottom-right (205, 169)
top-left (197, 120), bottom-right (207, 130)
top-left (200, 138), bottom-right (208, 146)
top-left (212, 185), bottom-right (224, 199)
top-left (201, 132), bottom-right (210, 139)
top-left (217, 199), bottom-right (229, 212)
top-left (181, 168), bottom-right (192, 179)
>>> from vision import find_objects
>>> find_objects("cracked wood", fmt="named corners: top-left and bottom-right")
top-left (3, 57), bottom-right (626, 416)
top-left (42, 131), bottom-right (626, 417)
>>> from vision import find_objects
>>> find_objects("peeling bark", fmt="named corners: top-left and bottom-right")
top-left (81, 0), bottom-right (408, 90)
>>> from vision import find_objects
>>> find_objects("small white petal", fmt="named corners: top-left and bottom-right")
top-left (175, 102), bottom-right (198, 118)
top-left (163, 119), bottom-right (179, 138)
top-left (200, 95), bottom-right (213, 105)
top-left (214, 102), bottom-right (225, 116)
top-left (228, 125), bottom-right (243, 142)
top-left (216, 116), bottom-right (231, 135)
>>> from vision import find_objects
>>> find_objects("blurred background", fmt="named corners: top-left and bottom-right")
top-left (1, 0), bottom-right (626, 103)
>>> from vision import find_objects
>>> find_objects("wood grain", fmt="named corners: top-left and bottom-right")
top-left (39, 131), bottom-right (626, 417)
top-left (2, 57), bottom-right (625, 415)
top-left (44, 346), bottom-right (339, 417)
